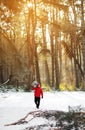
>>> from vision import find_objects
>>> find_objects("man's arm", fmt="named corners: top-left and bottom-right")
top-left (41, 88), bottom-right (43, 98)
top-left (31, 86), bottom-right (36, 90)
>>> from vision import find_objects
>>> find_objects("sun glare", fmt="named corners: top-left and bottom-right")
top-left (23, 1), bottom-right (34, 14)
top-left (59, 10), bottom-right (64, 19)
top-left (27, 2), bottom-right (33, 8)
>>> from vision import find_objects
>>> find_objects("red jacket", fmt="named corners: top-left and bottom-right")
top-left (32, 84), bottom-right (43, 98)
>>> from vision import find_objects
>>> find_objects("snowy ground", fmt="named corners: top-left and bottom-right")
top-left (0, 91), bottom-right (85, 130)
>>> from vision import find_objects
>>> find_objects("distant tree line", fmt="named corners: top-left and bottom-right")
top-left (0, 0), bottom-right (85, 90)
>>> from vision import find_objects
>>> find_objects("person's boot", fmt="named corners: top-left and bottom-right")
top-left (37, 105), bottom-right (39, 109)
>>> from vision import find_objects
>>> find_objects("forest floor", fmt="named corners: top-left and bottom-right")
top-left (0, 91), bottom-right (85, 130)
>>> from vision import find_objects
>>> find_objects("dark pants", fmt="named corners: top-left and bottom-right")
top-left (34, 97), bottom-right (40, 109)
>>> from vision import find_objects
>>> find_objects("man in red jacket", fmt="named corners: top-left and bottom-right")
top-left (32, 82), bottom-right (43, 109)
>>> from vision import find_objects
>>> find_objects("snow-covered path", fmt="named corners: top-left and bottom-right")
top-left (0, 91), bottom-right (85, 130)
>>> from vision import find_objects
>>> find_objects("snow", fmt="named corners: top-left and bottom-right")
top-left (0, 91), bottom-right (85, 130)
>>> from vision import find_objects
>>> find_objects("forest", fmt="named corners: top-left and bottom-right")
top-left (0, 0), bottom-right (85, 91)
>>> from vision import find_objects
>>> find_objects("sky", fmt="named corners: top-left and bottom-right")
top-left (0, 91), bottom-right (85, 130)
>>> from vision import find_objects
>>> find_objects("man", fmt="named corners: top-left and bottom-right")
top-left (32, 82), bottom-right (43, 109)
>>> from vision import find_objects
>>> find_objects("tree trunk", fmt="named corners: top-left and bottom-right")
top-left (81, 0), bottom-right (85, 90)
top-left (55, 38), bottom-right (60, 89)
top-left (33, 0), bottom-right (41, 83)
top-left (72, 1), bottom-right (80, 89)
top-left (42, 24), bottom-right (51, 85)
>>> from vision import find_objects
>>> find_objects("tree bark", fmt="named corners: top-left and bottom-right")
top-left (81, 0), bottom-right (85, 90)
